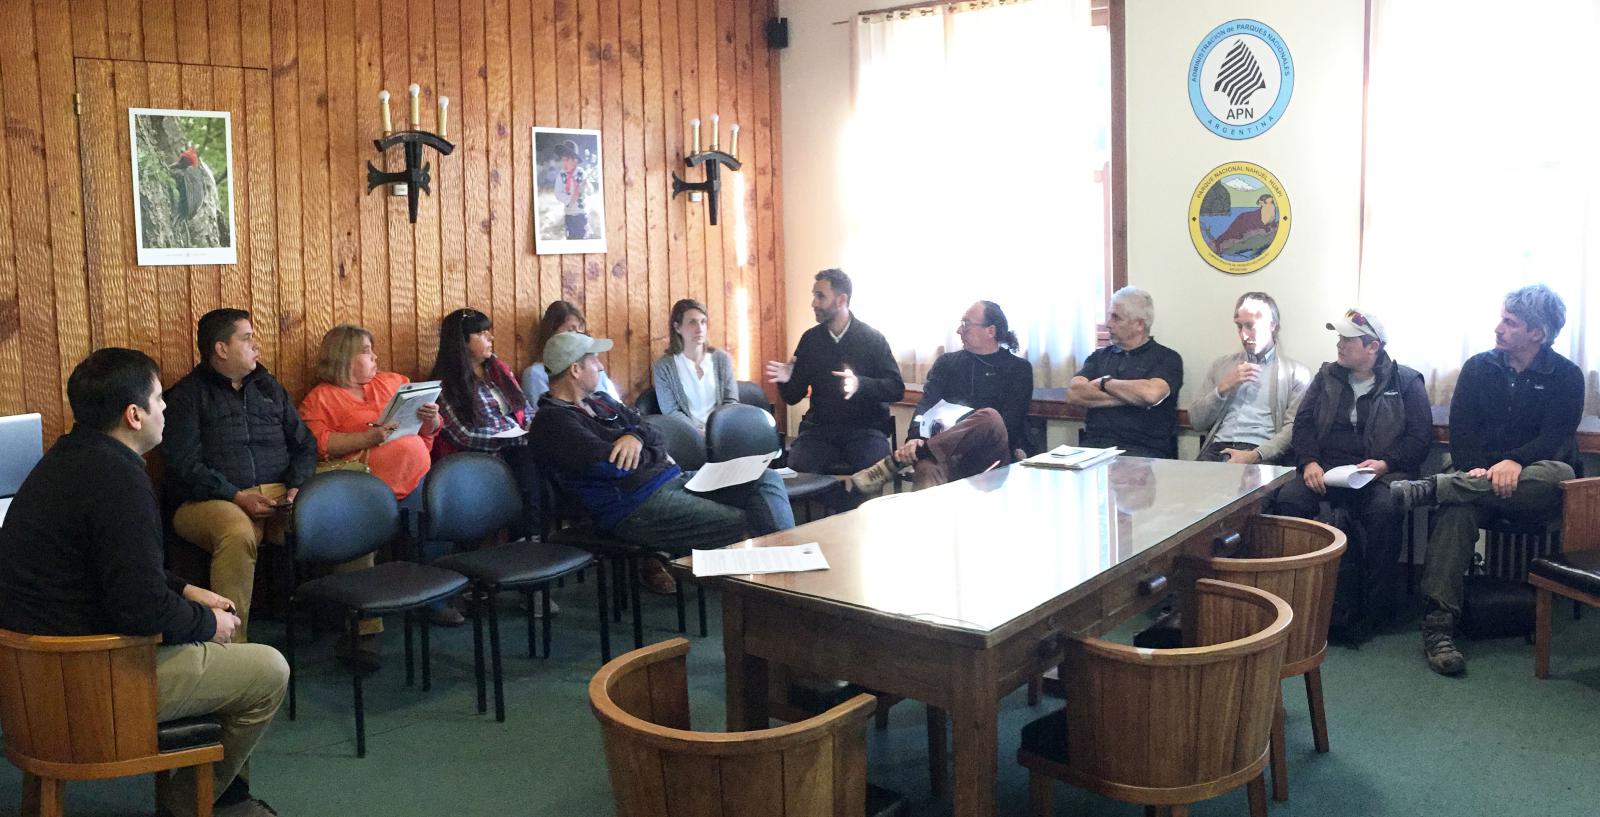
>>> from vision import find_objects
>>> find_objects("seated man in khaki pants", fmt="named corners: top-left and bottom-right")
top-left (164, 308), bottom-right (317, 643)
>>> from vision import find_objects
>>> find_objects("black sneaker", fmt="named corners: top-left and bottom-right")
top-left (1389, 476), bottom-right (1438, 513)
top-left (1421, 609), bottom-right (1465, 676)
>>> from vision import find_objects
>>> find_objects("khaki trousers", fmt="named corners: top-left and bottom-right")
top-left (173, 484), bottom-right (290, 644)
top-left (155, 642), bottom-right (290, 817)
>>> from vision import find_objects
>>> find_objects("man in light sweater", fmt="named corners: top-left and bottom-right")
top-left (1189, 291), bottom-right (1313, 464)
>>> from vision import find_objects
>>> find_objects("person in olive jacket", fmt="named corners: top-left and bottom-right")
top-left (164, 308), bottom-right (317, 643)
top-left (1273, 308), bottom-right (1431, 637)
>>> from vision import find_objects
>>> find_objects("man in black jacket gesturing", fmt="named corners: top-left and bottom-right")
top-left (1391, 285), bottom-right (1584, 676)
top-left (165, 308), bottom-right (317, 643)
top-left (765, 269), bottom-right (905, 473)
top-left (0, 349), bottom-right (288, 817)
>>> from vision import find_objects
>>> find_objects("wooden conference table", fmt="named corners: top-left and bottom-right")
top-left (674, 457), bottom-right (1295, 817)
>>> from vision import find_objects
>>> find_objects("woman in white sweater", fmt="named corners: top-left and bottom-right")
top-left (650, 298), bottom-right (738, 432)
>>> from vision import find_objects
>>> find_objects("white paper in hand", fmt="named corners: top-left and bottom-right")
top-left (684, 452), bottom-right (779, 492)
top-left (692, 543), bottom-right (830, 577)
top-left (916, 399), bottom-right (974, 438)
top-left (1322, 464), bottom-right (1377, 490)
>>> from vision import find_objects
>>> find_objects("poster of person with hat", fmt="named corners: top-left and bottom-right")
top-left (533, 126), bottom-right (607, 254)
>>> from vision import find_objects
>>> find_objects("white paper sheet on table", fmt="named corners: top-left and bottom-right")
top-left (1322, 464), bottom-right (1377, 490)
top-left (1019, 444), bottom-right (1122, 470)
top-left (684, 451), bottom-right (778, 492)
top-left (692, 543), bottom-right (830, 577)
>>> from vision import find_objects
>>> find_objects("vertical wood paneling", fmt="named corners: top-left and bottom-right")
top-left (381, 0), bottom-right (416, 375)
top-left (327, 0), bottom-right (361, 337)
top-left (508, 0), bottom-right (537, 370)
top-left (599, 0), bottom-right (629, 387)
top-left (409, 0), bottom-right (441, 373)
top-left (530, 0), bottom-right (559, 322)
top-left (176, 0), bottom-right (210, 65)
top-left (577, 0), bottom-right (604, 346)
top-left (641, 0), bottom-right (668, 374)
top-left (459, 0), bottom-right (490, 313)
top-left (21, 0), bottom-right (786, 444)
top-left (142, 0), bottom-right (177, 63)
top-left (209, 0), bottom-right (243, 66)
top-left (484, 0), bottom-right (514, 350)
top-left (734, 0), bottom-right (754, 376)
top-left (354, 0), bottom-right (390, 363)
top-left (619, 0), bottom-right (646, 394)
top-left (0, 1), bottom-right (66, 436)
top-left (271, 0), bottom-right (306, 394)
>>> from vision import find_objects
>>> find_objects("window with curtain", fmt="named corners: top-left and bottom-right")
top-left (843, 0), bottom-right (1109, 387)
top-left (1362, 0), bottom-right (1600, 414)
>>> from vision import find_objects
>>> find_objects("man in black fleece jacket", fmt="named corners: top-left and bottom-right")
top-left (765, 268), bottom-right (905, 473)
top-left (164, 308), bottom-right (317, 643)
top-left (1391, 285), bottom-right (1584, 676)
top-left (0, 349), bottom-right (288, 817)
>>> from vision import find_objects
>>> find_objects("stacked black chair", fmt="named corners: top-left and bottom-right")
top-left (633, 387), bottom-right (661, 415)
top-left (642, 412), bottom-right (707, 471)
top-left (284, 470), bottom-right (470, 757)
top-left (423, 453), bottom-right (600, 721)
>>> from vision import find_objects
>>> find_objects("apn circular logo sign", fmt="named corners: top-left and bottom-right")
top-left (1189, 162), bottom-right (1290, 275)
top-left (1188, 19), bottom-right (1294, 139)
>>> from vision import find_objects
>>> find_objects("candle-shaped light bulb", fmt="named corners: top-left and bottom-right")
top-left (729, 123), bottom-right (740, 158)
top-left (690, 118), bottom-right (701, 154)
top-left (438, 96), bottom-right (450, 138)
top-left (378, 89), bottom-right (393, 135)
top-left (408, 83), bottom-right (421, 127)
top-left (710, 113), bottom-right (719, 150)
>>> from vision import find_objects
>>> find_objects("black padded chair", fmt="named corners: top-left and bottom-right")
top-left (642, 412), bottom-right (707, 471)
top-left (284, 470), bottom-right (470, 757)
top-left (707, 402), bottom-right (842, 517)
top-left (424, 453), bottom-right (600, 722)
top-left (633, 387), bottom-right (661, 415)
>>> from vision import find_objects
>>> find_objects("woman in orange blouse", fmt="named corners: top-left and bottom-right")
top-left (300, 325), bottom-right (441, 501)
top-left (299, 325), bottom-right (448, 660)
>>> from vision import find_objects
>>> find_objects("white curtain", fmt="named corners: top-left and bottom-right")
top-left (1362, 0), bottom-right (1600, 413)
top-left (844, 0), bottom-right (1106, 386)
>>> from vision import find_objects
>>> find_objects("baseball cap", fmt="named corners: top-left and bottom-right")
top-left (542, 331), bottom-right (613, 376)
top-left (1326, 308), bottom-right (1387, 344)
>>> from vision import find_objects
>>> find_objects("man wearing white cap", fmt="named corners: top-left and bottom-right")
top-left (528, 332), bottom-right (794, 593)
top-left (1272, 308), bottom-right (1432, 641)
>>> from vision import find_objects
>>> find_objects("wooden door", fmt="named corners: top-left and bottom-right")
top-left (75, 58), bottom-right (274, 383)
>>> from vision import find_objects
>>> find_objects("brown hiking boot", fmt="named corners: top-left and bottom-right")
top-left (848, 455), bottom-right (898, 495)
top-left (1421, 608), bottom-right (1465, 676)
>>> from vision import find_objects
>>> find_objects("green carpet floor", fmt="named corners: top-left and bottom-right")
top-left (3, 579), bottom-right (1598, 816)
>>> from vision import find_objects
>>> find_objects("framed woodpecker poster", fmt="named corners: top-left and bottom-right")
top-left (531, 126), bottom-right (607, 255)
top-left (128, 108), bottom-right (237, 266)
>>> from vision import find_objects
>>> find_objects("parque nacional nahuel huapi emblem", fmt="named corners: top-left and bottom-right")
top-left (1189, 162), bottom-right (1290, 275)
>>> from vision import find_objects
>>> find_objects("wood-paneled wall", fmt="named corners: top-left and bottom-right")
top-left (0, 0), bottom-right (785, 441)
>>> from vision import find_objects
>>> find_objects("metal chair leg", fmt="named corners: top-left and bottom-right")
top-left (697, 584), bottom-right (707, 637)
top-left (403, 612), bottom-right (415, 687)
top-left (285, 598), bottom-right (297, 719)
top-left (595, 558), bottom-right (612, 662)
top-left (629, 557), bottom-right (644, 648)
top-left (489, 598), bottom-right (506, 722)
top-left (350, 613), bottom-right (366, 758)
top-left (541, 584), bottom-right (553, 658)
top-left (471, 593), bottom-right (487, 714)
top-left (675, 567), bottom-right (687, 634)
top-left (421, 616), bottom-right (432, 692)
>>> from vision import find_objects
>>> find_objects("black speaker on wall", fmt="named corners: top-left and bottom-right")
top-left (766, 17), bottom-right (789, 49)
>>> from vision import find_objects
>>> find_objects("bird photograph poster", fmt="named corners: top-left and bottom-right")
top-left (129, 108), bottom-right (237, 266)
top-left (532, 126), bottom-right (606, 255)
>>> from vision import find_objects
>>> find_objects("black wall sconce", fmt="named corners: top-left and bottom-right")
top-left (671, 114), bottom-right (740, 226)
top-left (366, 84), bottom-right (455, 224)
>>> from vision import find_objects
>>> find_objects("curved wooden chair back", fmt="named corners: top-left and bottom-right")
top-left (0, 629), bottom-right (223, 816)
top-left (589, 637), bottom-right (877, 817)
top-left (1058, 578), bottom-right (1291, 803)
top-left (1184, 514), bottom-right (1346, 677)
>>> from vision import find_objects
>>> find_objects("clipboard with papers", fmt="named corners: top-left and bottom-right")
top-left (377, 380), bottom-right (443, 439)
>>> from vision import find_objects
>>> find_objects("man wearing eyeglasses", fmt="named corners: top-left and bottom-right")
top-left (1390, 284), bottom-right (1583, 676)
top-left (1066, 286), bottom-right (1184, 458)
top-left (1189, 292), bottom-right (1313, 465)
top-left (1274, 308), bottom-right (1431, 641)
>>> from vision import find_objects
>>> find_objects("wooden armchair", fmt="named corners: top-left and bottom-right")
top-left (0, 629), bottom-right (224, 817)
top-left (1530, 476), bottom-right (1600, 678)
top-left (1018, 579), bottom-right (1292, 817)
top-left (588, 637), bottom-right (905, 817)
top-left (1182, 515), bottom-right (1346, 802)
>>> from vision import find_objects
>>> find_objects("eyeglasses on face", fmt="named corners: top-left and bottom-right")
top-left (958, 320), bottom-right (992, 330)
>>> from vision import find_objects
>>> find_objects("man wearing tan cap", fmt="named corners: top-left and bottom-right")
top-left (1272, 308), bottom-right (1431, 642)
top-left (529, 332), bottom-right (794, 593)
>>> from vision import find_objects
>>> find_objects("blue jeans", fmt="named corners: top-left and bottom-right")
top-left (611, 470), bottom-right (795, 555)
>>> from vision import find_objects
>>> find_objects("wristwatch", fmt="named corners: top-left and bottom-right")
top-left (1097, 375), bottom-right (1111, 391)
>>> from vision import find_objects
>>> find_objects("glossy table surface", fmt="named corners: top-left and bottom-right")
top-left (687, 457), bottom-right (1293, 637)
